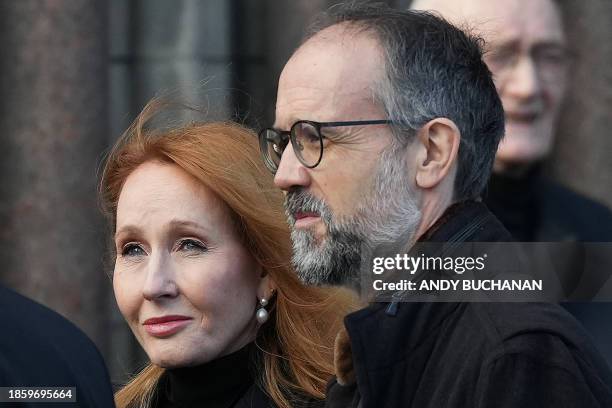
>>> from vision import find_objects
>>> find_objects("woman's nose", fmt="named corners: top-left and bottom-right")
top-left (142, 253), bottom-right (179, 301)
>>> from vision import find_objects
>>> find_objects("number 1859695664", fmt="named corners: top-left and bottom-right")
top-left (1, 387), bottom-right (75, 402)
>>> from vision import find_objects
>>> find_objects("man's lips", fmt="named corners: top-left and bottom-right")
top-left (293, 211), bottom-right (321, 228)
top-left (143, 315), bottom-right (192, 337)
top-left (294, 211), bottom-right (319, 220)
top-left (506, 111), bottom-right (540, 123)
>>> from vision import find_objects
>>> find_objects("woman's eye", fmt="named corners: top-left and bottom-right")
top-left (177, 239), bottom-right (207, 253)
top-left (121, 243), bottom-right (146, 257)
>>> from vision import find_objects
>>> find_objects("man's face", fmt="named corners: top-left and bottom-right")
top-left (273, 26), bottom-right (422, 286)
top-left (413, 0), bottom-right (568, 171)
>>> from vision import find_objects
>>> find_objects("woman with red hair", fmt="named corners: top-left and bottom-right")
top-left (99, 100), bottom-right (356, 408)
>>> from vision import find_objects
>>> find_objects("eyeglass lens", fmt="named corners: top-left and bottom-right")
top-left (260, 129), bottom-right (286, 171)
top-left (291, 121), bottom-right (321, 167)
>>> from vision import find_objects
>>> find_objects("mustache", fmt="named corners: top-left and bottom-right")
top-left (284, 188), bottom-right (331, 226)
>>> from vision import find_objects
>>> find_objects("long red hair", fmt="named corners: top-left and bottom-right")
top-left (99, 99), bottom-right (357, 408)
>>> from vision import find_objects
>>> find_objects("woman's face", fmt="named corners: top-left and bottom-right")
top-left (113, 160), bottom-right (266, 368)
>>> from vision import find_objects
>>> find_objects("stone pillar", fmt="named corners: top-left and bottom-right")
top-left (0, 1), bottom-right (110, 354)
top-left (245, 0), bottom-right (409, 125)
top-left (130, 0), bottom-right (233, 127)
top-left (548, 0), bottom-right (612, 208)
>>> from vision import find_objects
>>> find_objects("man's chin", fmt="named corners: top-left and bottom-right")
top-left (293, 261), bottom-right (359, 289)
top-left (291, 224), bottom-right (327, 246)
top-left (292, 222), bottom-right (327, 242)
top-left (496, 128), bottom-right (553, 163)
top-left (289, 229), bottom-right (362, 289)
top-left (290, 231), bottom-right (330, 284)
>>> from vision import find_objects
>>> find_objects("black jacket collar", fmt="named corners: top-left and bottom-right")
top-left (341, 201), bottom-right (512, 406)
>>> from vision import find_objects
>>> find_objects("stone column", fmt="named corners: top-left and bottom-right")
top-left (548, 0), bottom-right (612, 208)
top-left (0, 1), bottom-right (110, 354)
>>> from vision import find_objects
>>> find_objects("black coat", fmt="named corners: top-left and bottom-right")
top-left (484, 171), bottom-right (612, 242)
top-left (0, 285), bottom-right (115, 407)
top-left (485, 172), bottom-right (612, 367)
top-left (326, 201), bottom-right (612, 408)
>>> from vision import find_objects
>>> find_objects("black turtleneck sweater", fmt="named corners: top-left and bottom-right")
top-left (153, 343), bottom-right (272, 408)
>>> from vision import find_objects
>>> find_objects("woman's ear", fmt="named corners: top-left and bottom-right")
top-left (257, 269), bottom-right (276, 301)
top-left (414, 118), bottom-right (460, 190)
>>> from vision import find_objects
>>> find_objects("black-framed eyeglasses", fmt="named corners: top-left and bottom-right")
top-left (258, 119), bottom-right (392, 173)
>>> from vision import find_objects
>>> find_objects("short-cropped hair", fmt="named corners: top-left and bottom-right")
top-left (308, 2), bottom-right (505, 200)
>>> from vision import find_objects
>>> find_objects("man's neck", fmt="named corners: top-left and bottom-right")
top-left (414, 194), bottom-right (454, 242)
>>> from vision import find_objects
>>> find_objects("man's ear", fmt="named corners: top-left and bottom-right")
top-left (414, 118), bottom-right (460, 189)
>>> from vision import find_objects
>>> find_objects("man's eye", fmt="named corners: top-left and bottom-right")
top-left (122, 243), bottom-right (146, 257)
top-left (535, 49), bottom-right (568, 66)
top-left (294, 123), bottom-right (320, 145)
top-left (178, 239), bottom-right (207, 253)
top-left (488, 49), bottom-right (516, 68)
top-left (318, 131), bottom-right (332, 146)
top-left (301, 129), bottom-right (319, 144)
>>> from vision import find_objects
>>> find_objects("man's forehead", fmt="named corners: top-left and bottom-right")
top-left (281, 26), bottom-right (381, 85)
top-left (274, 85), bottom-right (376, 127)
top-left (274, 25), bottom-right (384, 127)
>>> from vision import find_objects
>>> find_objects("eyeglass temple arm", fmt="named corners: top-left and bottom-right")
top-left (317, 120), bottom-right (393, 127)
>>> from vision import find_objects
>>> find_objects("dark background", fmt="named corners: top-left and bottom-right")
top-left (0, 0), bottom-right (610, 384)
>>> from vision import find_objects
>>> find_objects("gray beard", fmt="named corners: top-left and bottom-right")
top-left (284, 145), bottom-right (422, 288)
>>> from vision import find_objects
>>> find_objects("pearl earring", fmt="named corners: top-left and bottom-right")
top-left (256, 298), bottom-right (269, 324)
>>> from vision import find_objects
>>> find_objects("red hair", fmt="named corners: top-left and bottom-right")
top-left (99, 99), bottom-right (357, 408)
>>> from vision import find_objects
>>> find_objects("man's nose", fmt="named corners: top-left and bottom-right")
top-left (274, 142), bottom-right (311, 191)
top-left (505, 56), bottom-right (542, 101)
top-left (142, 253), bottom-right (179, 301)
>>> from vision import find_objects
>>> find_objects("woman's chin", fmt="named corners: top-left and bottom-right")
top-left (150, 355), bottom-right (196, 369)
top-left (147, 348), bottom-right (203, 369)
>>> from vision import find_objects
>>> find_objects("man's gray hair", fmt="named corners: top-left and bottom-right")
top-left (306, 2), bottom-right (505, 200)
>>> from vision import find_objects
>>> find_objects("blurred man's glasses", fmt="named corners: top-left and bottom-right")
top-left (258, 119), bottom-right (392, 173)
top-left (485, 45), bottom-right (569, 84)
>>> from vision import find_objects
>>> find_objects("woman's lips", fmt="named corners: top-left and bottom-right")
top-left (143, 315), bottom-right (192, 337)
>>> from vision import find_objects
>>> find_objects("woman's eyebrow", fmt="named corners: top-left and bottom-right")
top-left (167, 219), bottom-right (207, 231)
top-left (114, 224), bottom-right (142, 240)
top-left (114, 219), bottom-right (211, 241)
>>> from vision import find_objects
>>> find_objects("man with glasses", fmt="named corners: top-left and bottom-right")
top-left (412, 0), bottom-right (612, 367)
top-left (260, 3), bottom-right (612, 407)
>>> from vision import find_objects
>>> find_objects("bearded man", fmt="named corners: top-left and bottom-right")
top-left (259, 4), bottom-right (612, 407)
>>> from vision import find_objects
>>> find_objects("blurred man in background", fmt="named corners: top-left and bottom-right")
top-left (412, 0), bottom-right (612, 366)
